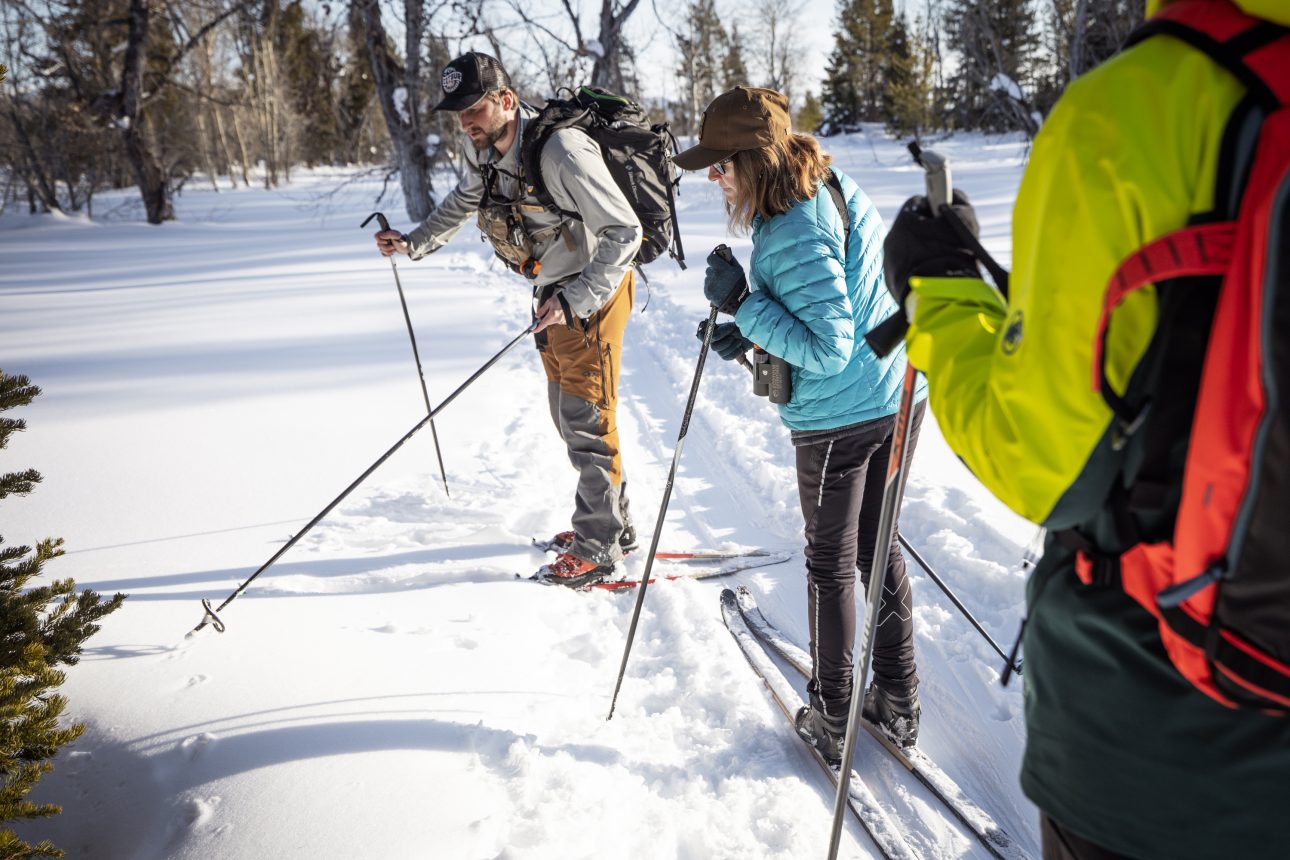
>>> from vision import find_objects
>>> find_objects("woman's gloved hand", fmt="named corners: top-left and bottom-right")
top-left (703, 248), bottom-right (750, 315)
top-left (696, 319), bottom-right (752, 362)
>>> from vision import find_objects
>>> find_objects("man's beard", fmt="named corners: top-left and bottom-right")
top-left (472, 121), bottom-right (507, 150)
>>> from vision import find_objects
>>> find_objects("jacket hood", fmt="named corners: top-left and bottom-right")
top-left (1148, 0), bottom-right (1290, 26)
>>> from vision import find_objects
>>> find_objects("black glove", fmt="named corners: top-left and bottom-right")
top-left (883, 189), bottom-right (982, 305)
top-left (696, 319), bottom-right (752, 362)
top-left (703, 249), bottom-right (750, 315)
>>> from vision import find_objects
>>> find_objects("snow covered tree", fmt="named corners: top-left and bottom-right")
top-left (0, 372), bottom-right (125, 858)
top-left (944, 0), bottom-right (1041, 133)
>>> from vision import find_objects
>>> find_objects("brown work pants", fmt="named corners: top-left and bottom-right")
top-left (537, 271), bottom-right (635, 565)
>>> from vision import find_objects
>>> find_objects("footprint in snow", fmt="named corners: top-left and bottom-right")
top-left (183, 795), bottom-right (220, 828)
top-left (181, 732), bottom-right (217, 759)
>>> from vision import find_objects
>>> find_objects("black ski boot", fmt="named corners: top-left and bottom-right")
top-left (795, 705), bottom-right (846, 767)
top-left (862, 682), bottom-right (921, 749)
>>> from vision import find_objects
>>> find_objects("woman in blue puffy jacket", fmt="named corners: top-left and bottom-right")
top-left (673, 87), bottom-right (928, 760)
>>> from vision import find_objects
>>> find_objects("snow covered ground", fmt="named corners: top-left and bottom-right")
top-left (3, 130), bottom-right (1040, 859)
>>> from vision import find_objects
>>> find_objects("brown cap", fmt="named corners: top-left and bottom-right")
top-left (672, 87), bottom-right (792, 171)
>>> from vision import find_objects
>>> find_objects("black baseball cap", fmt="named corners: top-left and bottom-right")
top-left (432, 52), bottom-right (513, 112)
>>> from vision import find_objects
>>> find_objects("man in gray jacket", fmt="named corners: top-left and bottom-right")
top-left (374, 52), bottom-right (642, 588)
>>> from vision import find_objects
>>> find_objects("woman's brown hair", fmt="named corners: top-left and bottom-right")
top-left (726, 133), bottom-right (833, 232)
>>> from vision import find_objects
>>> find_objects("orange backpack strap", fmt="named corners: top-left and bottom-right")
top-left (1093, 222), bottom-right (1235, 402)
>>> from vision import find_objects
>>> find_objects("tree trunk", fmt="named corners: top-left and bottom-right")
top-left (589, 0), bottom-right (642, 92)
top-left (213, 106), bottom-right (238, 187)
top-left (7, 107), bottom-right (62, 213)
top-left (195, 110), bottom-right (220, 191)
top-left (120, 0), bottom-right (174, 223)
top-left (231, 112), bottom-right (253, 186)
top-left (357, 0), bottom-right (433, 223)
top-left (1069, 0), bottom-right (1088, 81)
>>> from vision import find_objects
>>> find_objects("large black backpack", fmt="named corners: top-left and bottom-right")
top-left (520, 86), bottom-right (685, 269)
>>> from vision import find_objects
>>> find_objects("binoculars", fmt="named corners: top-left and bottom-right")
top-left (751, 346), bottom-right (792, 404)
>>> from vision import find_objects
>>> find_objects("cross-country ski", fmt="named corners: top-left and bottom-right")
top-left (733, 586), bottom-right (1028, 860)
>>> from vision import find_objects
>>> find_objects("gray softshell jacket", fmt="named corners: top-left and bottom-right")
top-left (404, 107), bottom-right (642, 319)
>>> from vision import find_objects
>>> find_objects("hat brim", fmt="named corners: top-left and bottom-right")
top-left (433, 90), bottom-right (486, 112)
top-left (672, 143), bottom-right (737, 171)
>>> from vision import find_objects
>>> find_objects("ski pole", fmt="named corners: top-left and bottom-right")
top-left (607, 249), bottom-right (728, 720)
top-left (361, 211), bottom-right (451, 499)
top-left (827, 147), bottom-right (949, 860)
top-left (188, 321), bottom-right (538, 637)
top-left (897, 532), bottom-right (1021, 676)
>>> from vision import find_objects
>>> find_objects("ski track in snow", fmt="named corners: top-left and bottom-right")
top-left (4, 130), bottom-right (1039, 858)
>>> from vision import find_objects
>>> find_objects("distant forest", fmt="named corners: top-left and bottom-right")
top-left (0, 0), bottom-right (1142, 223)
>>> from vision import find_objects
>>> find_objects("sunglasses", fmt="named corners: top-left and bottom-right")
top-left (713, 157), bottom-right (733, 176)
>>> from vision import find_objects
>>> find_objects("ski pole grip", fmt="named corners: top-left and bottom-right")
top-left (713, 243), bottom-right (734, 265)
top-left (360, 211), bottom-right (393, 233)
top-left (908, 141), bottom-right (951, 213)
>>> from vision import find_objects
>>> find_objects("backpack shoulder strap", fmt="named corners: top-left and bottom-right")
top-left (823, 169), bottom-right (850, 258)
top-left (519, 104), bottom-right (588, 221)
top-left (1127, 0), bottom-right (1290, 110)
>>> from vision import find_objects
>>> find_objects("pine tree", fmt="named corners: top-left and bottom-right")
top-left (796, 90), bottom-right (824, 133)
top-left (884, 13), bottom-right (936, 139)
top-left (675, 0), bottom-right (726, 136)
top-left (721, 23), bottom-right (750, 89)
top-left (820, 0), bottom-right (895, 134)
top-left (0, 372), bottom-right (125, 858)
top-left (337, 3), bottom-right (379, 164)
top-left (277, 1), bottom-right (342, 167)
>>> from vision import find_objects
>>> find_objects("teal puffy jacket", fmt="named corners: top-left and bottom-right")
top-left (733, 169), bottom-right (925, 432)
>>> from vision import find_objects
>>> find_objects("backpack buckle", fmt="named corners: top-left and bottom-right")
top-left (1074, 549), bottom-right (1121, 587)
top-left (1111, 401), bottom-right (1151, 451)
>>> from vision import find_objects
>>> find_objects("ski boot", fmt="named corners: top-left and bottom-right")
top-left (862, 682), bottom-right (921, 749)
top-left (537, 530), bottom-right (576, 554)
top-left (535, 552), bottom-right (617, 589)
top-left (795, 705), bottom-right (846, 767)
top-left (541, 528), bottom-right (638, 558)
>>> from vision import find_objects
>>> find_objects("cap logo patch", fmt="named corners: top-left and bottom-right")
top-left (442, 68), bottom-right (462, 93)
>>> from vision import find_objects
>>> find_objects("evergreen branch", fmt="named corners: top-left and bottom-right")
top-left (0, 373), bottom-right (116, 855)
top-left (0, 375), bottom-right (40, 414)
top-left (0, 471), bottom-right (41, 500)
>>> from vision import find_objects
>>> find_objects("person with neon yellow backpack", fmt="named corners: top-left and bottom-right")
top-left (884, 1), bottom-right (1290, 857)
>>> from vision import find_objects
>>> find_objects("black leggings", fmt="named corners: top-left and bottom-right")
top-left (1042, 815), bottom-right (1133, 860)
top-left (795, 402), bottom-right (924, 723)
